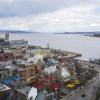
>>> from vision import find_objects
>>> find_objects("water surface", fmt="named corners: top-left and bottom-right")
top-left (0, 33), bottom-right (100, 60)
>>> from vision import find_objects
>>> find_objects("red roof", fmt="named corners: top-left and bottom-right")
top-left (0, 53), bottom-right (14, 61)
top-left (33, 82), bottom-right (45, 91)
top-left (50, 82), bottom-right (60, 91)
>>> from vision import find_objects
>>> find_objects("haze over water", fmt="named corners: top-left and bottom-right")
top-left (1, 33), bottom-right (100, 61)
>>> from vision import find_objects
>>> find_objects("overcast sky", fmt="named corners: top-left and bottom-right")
top-left (0, 0), bottom-right (100, 32)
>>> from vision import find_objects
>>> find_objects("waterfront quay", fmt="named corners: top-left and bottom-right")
top-left (0, 33), bottom-right (99, 100)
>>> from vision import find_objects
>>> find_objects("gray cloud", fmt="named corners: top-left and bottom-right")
top-left (0, 0), bottom-right (83, 17)
top-left (0, 0), bottom-right (100, 32)
top-left (0, 0), bottom-right (100, 18)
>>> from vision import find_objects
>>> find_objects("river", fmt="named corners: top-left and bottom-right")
top-left (0, 33), bottom-right (100, 61)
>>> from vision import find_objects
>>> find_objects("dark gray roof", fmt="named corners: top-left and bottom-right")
top-left (35, 92), bottom-right (47, 100)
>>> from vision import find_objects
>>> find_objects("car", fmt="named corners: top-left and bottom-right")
top-left (81, 94), bottom-right (86, 98)
top-left (89, 65), bottom-right (94, 69)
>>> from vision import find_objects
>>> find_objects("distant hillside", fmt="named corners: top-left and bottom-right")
top-left (54, 32), bottom-right (100, 34)
top-left (0, 30), bottom-right (34, 34)
top-left (0, 30), bottom-right (100, 34)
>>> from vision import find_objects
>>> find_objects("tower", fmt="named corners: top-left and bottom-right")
top-left (47, 43), bottom-right (50, 49)
top-left (5, 32), bottom-right (9, 41)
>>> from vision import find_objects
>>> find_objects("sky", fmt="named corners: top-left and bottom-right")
top-left (0, 0), bottom-right (100, 32)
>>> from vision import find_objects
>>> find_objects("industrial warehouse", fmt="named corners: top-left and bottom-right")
top-left (0, 33), bottom-right (99, 100)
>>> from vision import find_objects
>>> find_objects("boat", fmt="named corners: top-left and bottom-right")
top-left (89, 58), bottom-right (100, 65)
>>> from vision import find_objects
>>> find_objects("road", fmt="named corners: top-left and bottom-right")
top-left (61, 60), bottom-right (100, 100)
